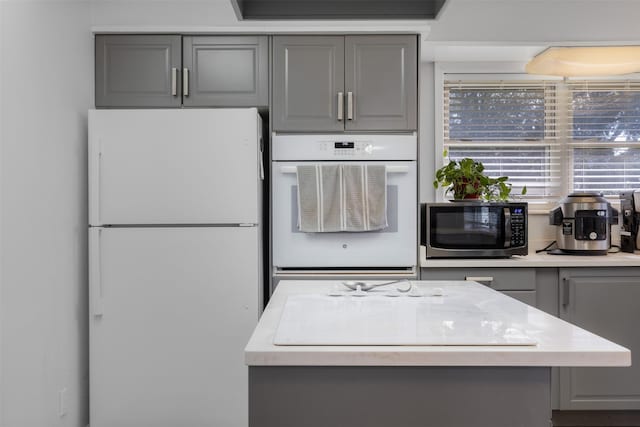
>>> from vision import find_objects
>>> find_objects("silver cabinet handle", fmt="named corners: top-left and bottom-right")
top-left (183, 68), bottom-right (189, 97)
top-left (465, 276), bottom-right (494, 284)
top-left (337, 92), bottom-right (344, 121)
top-left (347, 91), bottom-right (354, 120)
top-left (171, 67), bottom-right (178, 96)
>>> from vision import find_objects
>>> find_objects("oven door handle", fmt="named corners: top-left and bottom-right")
top-left (503, 207), bottom-right (512, 248)
top-left (279, 165), bottom-right (410, 174)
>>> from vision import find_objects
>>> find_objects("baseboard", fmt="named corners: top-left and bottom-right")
top-left (553, 410), bottom-right (640, 427)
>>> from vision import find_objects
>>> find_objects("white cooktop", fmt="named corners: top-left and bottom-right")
top-left (274, 286), bottom-right (537, 346)
top-left (246, 280), bottom-right (631, 366)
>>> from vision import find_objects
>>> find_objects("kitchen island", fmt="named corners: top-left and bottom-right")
top-left (245, 280), bottom-right (630, 427)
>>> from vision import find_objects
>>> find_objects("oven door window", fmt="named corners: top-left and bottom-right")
top-left (430, 207), bottom-right (506, 249)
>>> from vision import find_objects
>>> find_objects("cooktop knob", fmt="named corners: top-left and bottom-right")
top-left (589, 231), bottom-right (598, 240)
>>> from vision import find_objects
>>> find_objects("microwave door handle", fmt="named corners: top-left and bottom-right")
top-left (503, 208), bottom-right (512, 248)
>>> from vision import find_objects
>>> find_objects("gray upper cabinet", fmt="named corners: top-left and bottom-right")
top-left (272, 35), bottom-right (417, 132)
top-left (95, 34), bottom-right (268, 108)
top-left (182, 36), bottom-right (268, 108)
top-left (345, 35), bottom-right (417, 131)
top-left (559, 268), bottom-right (640, 410)
top-left (95, 35), bottom-right (182, 108)
top-left (272, 36), bottom-right (345, 132)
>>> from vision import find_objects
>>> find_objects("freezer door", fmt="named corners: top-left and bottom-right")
top-left (89, 226), bottom-right (261, 427)
top-left (89, 109), bottom-right (262, 225)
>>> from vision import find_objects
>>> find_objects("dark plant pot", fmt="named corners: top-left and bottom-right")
top-left (453, 178), bottom-right (481, 200)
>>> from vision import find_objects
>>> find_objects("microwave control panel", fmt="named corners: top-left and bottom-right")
top-left (510, 206), bottom-right (527, 247)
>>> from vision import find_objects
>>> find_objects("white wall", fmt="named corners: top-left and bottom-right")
top-left (429, 0), bottom-right (640, 43)
top-left (90, 0), bottom-right (430, 33)
top-left (0, 2), bottom-right (92, 426)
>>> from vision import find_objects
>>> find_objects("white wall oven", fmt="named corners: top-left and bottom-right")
top-left (271, 134), bottom-right (417, 283)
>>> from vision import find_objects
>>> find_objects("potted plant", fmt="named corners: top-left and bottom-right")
top-left (433, 155), bottom-right (526, 201)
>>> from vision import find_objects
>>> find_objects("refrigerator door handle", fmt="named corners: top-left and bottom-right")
top-left (90, 228), bottom-right (104, 317)
top-left (89, 135), bottom-right (101, 225)
top-left (259, 136), bottom-right (265, 181)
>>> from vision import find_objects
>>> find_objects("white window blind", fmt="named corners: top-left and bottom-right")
top-left (443, 80), bottom-right (562, 205)
top-left (567, 80), bottom-right (640, 197)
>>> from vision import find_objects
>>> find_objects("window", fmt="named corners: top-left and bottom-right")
top-left (440, 75), bottom-right (640, 207)
top-left (568, 81), bottom-right (640, 195)
top-left (443, 80), bottom-right (561, 204)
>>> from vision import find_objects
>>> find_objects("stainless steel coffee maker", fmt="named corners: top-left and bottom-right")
top-left (620, 190), bottom-right (640, 253)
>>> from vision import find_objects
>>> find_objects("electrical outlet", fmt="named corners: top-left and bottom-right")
top-left (58, 388), bottom-right (67, 418)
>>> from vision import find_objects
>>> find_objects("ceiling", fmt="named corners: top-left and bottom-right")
top-left (230, 0), bottom-right (448, 20)
top-left (89, 0), bottom-right (640, 63)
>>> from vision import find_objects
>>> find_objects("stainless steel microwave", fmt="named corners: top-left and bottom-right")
top-left (421, 202), bottom-right (528, 258)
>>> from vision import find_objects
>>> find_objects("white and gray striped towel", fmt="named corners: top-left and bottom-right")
top-left (296, 164), bottom-right (388, 232)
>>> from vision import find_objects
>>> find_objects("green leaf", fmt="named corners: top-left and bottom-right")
top-left (433, 157), bottom-right (516, 201)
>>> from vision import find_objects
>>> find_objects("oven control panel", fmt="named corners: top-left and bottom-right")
top-left (320, 141), bottom-right (375, 157)
top-left (272, 133), bottom-right (417, 161)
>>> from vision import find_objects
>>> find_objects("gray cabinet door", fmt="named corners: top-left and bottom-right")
top-left (421, 268), bottom-right (537, 291)
top-left (344, 35), bottom-right (417, 131)
top-left (183, 36), bottom-right (268, 107)
top-left (272, 36), bottom-right (345, 132)
top-left (95, 35), bottom-right (182, 108)
top-left (559, 268), bottom-right (640, 410)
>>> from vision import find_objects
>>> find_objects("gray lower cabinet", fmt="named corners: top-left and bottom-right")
top-left (421, 265), bottom-right (640, 411)
top-left (420, 267), bottom-right (559, 316)
top-left (95, 35), bottom-right (182, 108)
top-left (421, 266), bottom-right (560, 409)
top-left (420, 268), bottom-right (538, 293)
top-left (558, 267), bottom-right (640, 410)
top-left (182, 36), bottom-right (268, 107)
top-left (272, 35), bottom-right (417, 132)
top-left (95, 34), bottom-right (268, 108)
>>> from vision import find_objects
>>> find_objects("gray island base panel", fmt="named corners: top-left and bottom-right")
top-left (250, 366), bottom-right (551, 427)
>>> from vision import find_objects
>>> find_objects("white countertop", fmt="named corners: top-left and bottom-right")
top-left (245, 280), bottom-right (630, 367)
top-left (420, 245), bottom-right (640, 268)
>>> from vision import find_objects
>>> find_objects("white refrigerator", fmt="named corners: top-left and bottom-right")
top-left (88, 109), bottom-right (263, 427)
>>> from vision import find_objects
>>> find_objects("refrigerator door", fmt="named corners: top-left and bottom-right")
top-left (89, 109), bottom-right (262, 226)
top-left (89, 226), bottom-right (261, 427)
